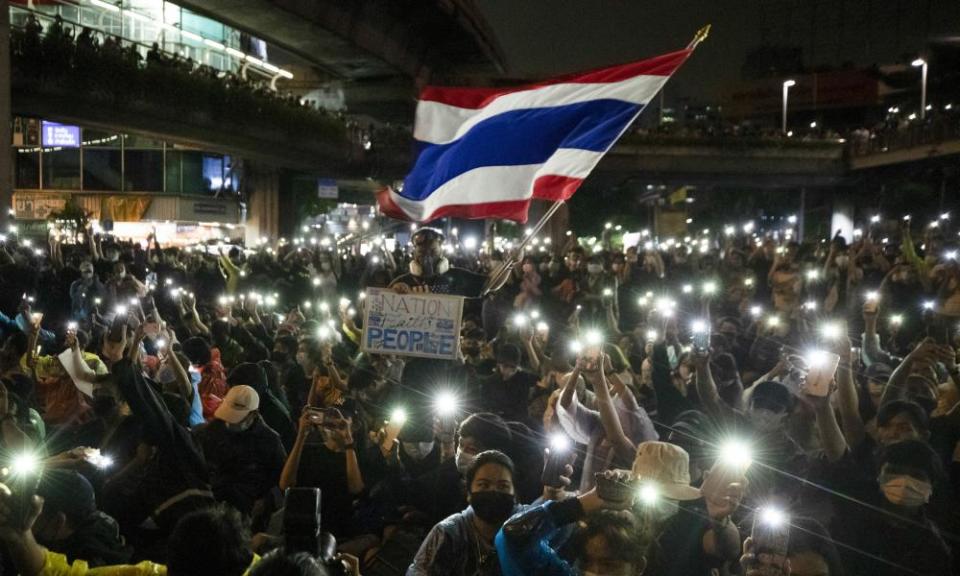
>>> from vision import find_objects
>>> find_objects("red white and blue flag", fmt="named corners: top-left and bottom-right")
top-left (378, 48), bottom-right (693, 223)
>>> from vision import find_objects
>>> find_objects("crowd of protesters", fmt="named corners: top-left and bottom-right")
top-left (0, 210), bottom-right (955, 576)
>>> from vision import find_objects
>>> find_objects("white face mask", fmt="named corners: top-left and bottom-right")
top-left (455, 448), bottom-right (476, 475)
top-left (749, 407), bottom-right (786, 432)
top-left (835, 255), bottom-right (849, 268)
top-left (880, 474), bottom-right (932, 507)
top-left (587, 264), bottom-right (603, 275)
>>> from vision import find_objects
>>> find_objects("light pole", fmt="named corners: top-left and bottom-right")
top-left (782, 79), bottom-right (796, 135)
top-left (912, 58), bottom-right (928, 119)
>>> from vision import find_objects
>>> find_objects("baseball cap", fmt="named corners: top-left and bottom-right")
top-left (214, 385), bottom-right (259, 424)
top-left (37, 470), bottom-right (96, 523)
top-left (631, 441), bottom-right (702, 501)
top-left (865, 363), bottom-right (893, 382)
top-left (751, 380), bottom-right (794, 413)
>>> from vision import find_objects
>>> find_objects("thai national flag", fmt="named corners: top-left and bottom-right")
top-left (378, 48), bottom-right (693, 223)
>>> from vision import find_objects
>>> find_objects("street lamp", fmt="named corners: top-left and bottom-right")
top-left (912, 58), bottom-right (928, 120)
top-left (782, 80), bottom-right (796, 135)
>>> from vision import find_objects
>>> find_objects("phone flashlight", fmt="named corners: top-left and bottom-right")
top-left (638, 484), bottom-right (659, 505)
top-left (434, 391), bottom-right (458, 418)
top-left (759, 506), bottom-right (788, 528)
top-left (390, 407), bottom-right (408, 426)
top-left (718, 439), bottom-right (753, 470)
top-left (820, 323), bottom-right (841, 340)
top-left (549, 433), bottom-right (570, 453)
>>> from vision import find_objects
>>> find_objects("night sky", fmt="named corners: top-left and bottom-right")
top-left (477, 0), bottom-right (960, 103)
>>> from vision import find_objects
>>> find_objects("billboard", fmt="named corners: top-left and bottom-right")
top-left (41, 121), bottom-right (81, 148)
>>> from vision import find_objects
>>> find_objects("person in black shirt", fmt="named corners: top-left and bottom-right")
top-left (479, 344), bottom-right (538, 425)
top-left (828, 439), bottom-right (952, 576)
top-left (280, 404), bottom-right (364, 538)
top-left (193, 385), bottom-right (287, 517)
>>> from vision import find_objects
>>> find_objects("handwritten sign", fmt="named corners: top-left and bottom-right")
top-left (361, 287), bottom-right (463, 360)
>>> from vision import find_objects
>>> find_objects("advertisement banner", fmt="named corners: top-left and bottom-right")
top-left (13, 191), bottom-right (67, 219)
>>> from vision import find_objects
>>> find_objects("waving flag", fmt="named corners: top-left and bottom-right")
top-left (378, 48), bottom-right (693, 223)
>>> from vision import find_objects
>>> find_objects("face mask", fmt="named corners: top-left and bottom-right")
top-left (587, 264), bottom-right (603, 275)
top-left (835, 255), bottom-right (849, 268)
top-left (611, 263), bottom-right (622, 272)
top-left (539, 263), bottom-right (550, 272)
top-left (270, 351), bottom-right (288, 363)
top-left (117, 270), bottom-right (126, 279)
top-left (402, 441), bottom-right (435, 461)
top-left (455, 448), bottom-right (476, 475)
top-left (469, 490), bottom-right (515, 525)
top-left (626, 255), bottom-right (638, 263)
top-left (880, 475), bottom-right (932, 507)
top-left (749, 407), bottom-right (786, 432)
top-left (92, 395), bottom-right (118, 418)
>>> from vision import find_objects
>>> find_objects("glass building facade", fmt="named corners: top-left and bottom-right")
top-left (9, 0), bottom-right (290, 79)
top-left (13, 116), bottom-right (239, 196)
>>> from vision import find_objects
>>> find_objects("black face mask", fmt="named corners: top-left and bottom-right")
top-left (270, 351), bottom-right (289, 364)
top-left (92, 395), bottom-right (118, 418)
top-left (469, 491), bottom-right (515, 525)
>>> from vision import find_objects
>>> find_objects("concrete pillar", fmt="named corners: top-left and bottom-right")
top-left (0, 0), bottom-right (12, 229)
top-left (243, 162), bottom-right (280, 245)
top-left (830, 190), bottom-right (854, 242)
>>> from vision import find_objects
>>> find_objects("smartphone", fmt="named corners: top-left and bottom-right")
top-left (751, 511), bottom-right (790, 572)
top-left (541, 446), bottom-right (574, 489)
top-left (109, 311), bottom-right (127, 342)
top-left (925, 313), bottom-right (952, 346)
top-left (692, 331), bottom-right (710, 354)
top-left (306, 407), bottom-right (326, 426)
top-left (804, 351), bottom-right (840, 397)
top-left (145, 272), bottom-right (158, 287)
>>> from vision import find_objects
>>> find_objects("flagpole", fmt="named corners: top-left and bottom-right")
top-left (480, 25), bottom-right (711, 297)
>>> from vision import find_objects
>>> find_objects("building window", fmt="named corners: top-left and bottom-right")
top-left (14, 148), bottom-right (40, 190)
top-left (123, 134), bottom-right (163, 192)
top-left (82, 129), bottom-right (122, 192)
top-left (42, 147), bottom-right (81, 190)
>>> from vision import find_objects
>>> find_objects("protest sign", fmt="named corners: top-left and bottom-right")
top-left (361, 287), bottom-right (463, 360)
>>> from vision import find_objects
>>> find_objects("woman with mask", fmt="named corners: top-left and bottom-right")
top-left (408, 450), bottom-right (524, 576)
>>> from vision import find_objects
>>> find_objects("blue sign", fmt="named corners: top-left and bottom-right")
top-left (41, 121), bottom-right (81, 148)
